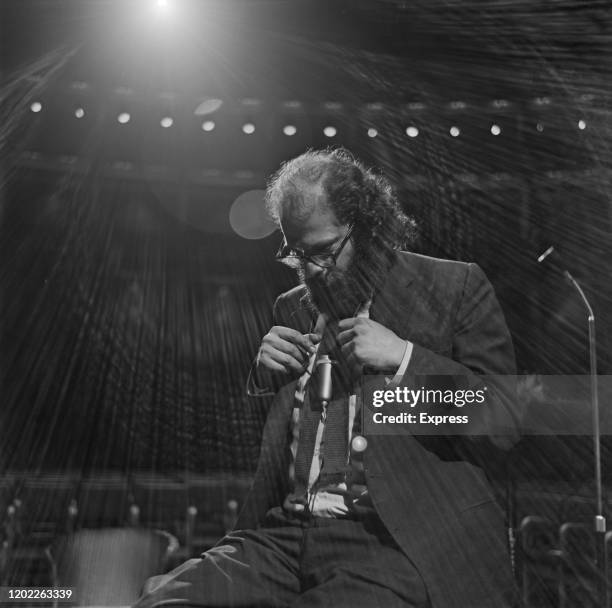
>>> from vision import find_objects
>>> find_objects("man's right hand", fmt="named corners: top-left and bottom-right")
top-left (256, 326), bottom-right (321, 376)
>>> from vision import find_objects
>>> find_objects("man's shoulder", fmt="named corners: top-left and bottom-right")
top-left (397, 250), bottom-right (470, 269)
top-left (384, 252), bottom-right (492, 308)
top-left (397, 251), bottom-right (469, 267)
top-left (394, 250), bottom-right (476, 283)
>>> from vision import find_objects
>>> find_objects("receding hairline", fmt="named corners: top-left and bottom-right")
top-left (277, 175), bottom-right (333, 224)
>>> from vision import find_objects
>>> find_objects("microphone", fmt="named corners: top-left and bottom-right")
top-left (315, 354), bottom-right (333, 407)
top-left (537, 243), bottom-right (605, 543)
top-left (536, 245), bottom-right (555, 264)
top-left (536, 245), bottom-right (575, 281)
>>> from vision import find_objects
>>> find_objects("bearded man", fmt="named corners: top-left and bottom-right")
top-left (135, 149), bottom-right (520, 608)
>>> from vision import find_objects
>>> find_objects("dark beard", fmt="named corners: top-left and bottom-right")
top-left (300, 246), bottom-right (389, 320)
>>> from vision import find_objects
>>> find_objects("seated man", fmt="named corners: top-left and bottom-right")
top-left (135, 149), bottom-right (520, 608)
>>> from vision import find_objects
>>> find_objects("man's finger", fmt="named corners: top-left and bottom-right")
top-left (338, 318), bottom-right (356, 330)
top-left (272, 351), bottom-right (307, 374)
top-left (307, 332), bottom-right (322, 344)
top-left (273, 326), bottom-right (318, 353)
top-left (265, 335), bottom-right (306, 363)
top-left (337, 329), bottom-right (354, 346)
top-left (259, 348), bottom-right (304, 374)
top-left (340, 342), bottom-right (353, 357)
top-left (258, 357), bottom-right (290, 374)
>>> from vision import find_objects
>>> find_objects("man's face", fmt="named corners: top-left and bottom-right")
top-left (280, 193), bottom-right (369, 319)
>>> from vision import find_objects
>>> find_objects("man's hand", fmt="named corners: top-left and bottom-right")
top-left (256, 326), bottom-right (321, 376)
top-left (338, 317), bottom-right (407, 373)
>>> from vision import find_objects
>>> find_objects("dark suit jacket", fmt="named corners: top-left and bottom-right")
top-left (238, 252), bottom-right (520, 608)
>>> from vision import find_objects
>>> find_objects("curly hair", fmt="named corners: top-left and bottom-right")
top-left (265, 148), bottom-right (416, 254)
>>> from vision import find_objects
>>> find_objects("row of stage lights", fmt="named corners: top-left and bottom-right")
top-left (28, 102), bottom-right (589, 136)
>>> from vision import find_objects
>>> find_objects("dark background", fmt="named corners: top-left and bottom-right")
top-left (1, 0), bottom-right (611, 476)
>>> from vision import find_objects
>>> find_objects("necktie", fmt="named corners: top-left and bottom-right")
top-left (318, 382), bottom-right (349, 487)
top-left (292, 387), bottom-right (321, 501)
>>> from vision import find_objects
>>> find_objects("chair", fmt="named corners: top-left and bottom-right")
top-left (16, 474), bottom-right (78, 540)
top-left (76, 475), bottom-right (131, 529)
top-left (131, 475), bottom-right (191, 561)
top-left (518, 515), bottom-right (561, 607)
top-left (5, 474), bottom-right (77, 585)
top-left (185, 474), bottom-right (251, 553)
top-left (47, 528), bottom-right (178, 607)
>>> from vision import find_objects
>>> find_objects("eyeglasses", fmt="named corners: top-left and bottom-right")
top-left (275, 225), bottom-right (354, 270)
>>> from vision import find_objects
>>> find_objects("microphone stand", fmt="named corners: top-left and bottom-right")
top-left (538, 247), bottom-right (606, 604)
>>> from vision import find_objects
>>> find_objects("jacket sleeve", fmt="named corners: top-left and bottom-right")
top-left (246, 293), bottom-right (291, 397)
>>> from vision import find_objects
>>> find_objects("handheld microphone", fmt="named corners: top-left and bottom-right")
top-left (315, 354), bottom-right (333, 407)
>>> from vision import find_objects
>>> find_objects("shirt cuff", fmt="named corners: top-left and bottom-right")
top-left (386, 341), bottom-right (413, 387)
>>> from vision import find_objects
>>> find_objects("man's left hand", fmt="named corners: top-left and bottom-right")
top-left (337, 317), bottom-right (407, 373)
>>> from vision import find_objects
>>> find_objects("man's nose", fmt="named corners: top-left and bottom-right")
top-left (304, 261), bottom-right (326, 280)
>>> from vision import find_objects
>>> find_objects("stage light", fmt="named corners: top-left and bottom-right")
top-left (194, 99), bottom-right (223, 115)
top-left (153, 0), bottom-right (173, 20)
top-left (160, 116), bottom-right (173, 128)
top-left (283, 125), bottom-right (297, 136)
top-left (202, 120), bottom-right (215, 132)
top-left (30, 102), bottom-right (42, 113)
top-left (490, 124), bottom-right (501, 136)
top-left (367, 128), bottom-right (378, 138)
top-left (323, 126), bottom-right (337, 137)
top-left (450, 126), bottom-right (460, 137)
top-left (117, 112), bottom-right (131, 124)
top-left (406, 126), bottom-right (419, 138)
top-left (536, 123), bottom-right (544, 132)
top-left (492, 99), bottom-right (509, 108)
top-left (242, 123), bottom-right (255, 134)
top-left (74, 107), bottom-right (85, 119)
top-left (578, 120), bottom-right (586, 130)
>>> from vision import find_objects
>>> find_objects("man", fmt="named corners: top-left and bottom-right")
top-left (135, 149), bottom-right (519, 607)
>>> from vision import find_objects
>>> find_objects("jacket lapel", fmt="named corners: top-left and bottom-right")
top-left (370, 254), bottom-right (417, 341)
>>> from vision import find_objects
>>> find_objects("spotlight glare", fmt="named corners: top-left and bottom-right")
top-left (406, 126), bottom-right (419, 138)
top-left (283, 125), bottom-right (297, 136)
top-left (242, 123), bottom-right (256, 134)
top-left (229, 189), bottom-right (276, 240)
top-left (30, 101), bottom-right (42, 113)
top-left (160, 116), bottom-right (173, 128)
top-left (74, 107), bottom-right (85, 119)
top-left (323, 126), bottom-right (337, 137)
top-left (194, 99), bottom-right (223, 115)
top-left (450, 126), bottom-right (460, 137)
top-left (578, 120), bottom-right (586, 130)
top-left (153, 0), bottom-right (172, 18)
top-left (490, 124), bottom-right (501, 136)
top-left (202, 120), bottom-right (215, 132)
top-left (367, 128), bottom-right (378, 138)
top-left (117, 112), bottom-right (131, 124)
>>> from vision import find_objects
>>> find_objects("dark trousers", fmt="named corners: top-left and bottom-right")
top-left (134, 507), bottom-right (430, 608)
